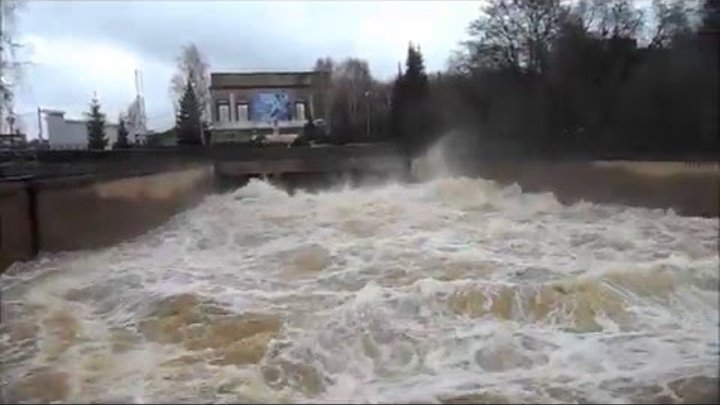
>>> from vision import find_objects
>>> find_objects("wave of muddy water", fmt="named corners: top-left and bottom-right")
top-left (1, 172), bottom-right (718, 403)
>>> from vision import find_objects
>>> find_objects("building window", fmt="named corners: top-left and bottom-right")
top-left (217, 101), bottom-right (230, 122)
top-left (236, 103), bottom-right (249, 122)
top-left (295, 102), bottom-right (305, 121)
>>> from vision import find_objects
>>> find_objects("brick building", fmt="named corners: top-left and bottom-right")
top-left (209, 71), bottom-right (329, 144)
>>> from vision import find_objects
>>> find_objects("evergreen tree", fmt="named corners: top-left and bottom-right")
top-left (390, 63), bottom-right (405, 142)
top-left (390, 43), bottom-right (434, 156)
top-left (114, 118), bottom-right (131, 149)
top-left (86, 96), bottom-right (108, 150)
top-left (404, 44), bottom-right (430, 101)
top-left (176, 74), bottom-right (203, 146)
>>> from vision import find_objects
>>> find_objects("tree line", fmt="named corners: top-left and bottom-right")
top-left (88, 0), bottom-right (718, 159)
top-left (309, 0), bottom-right (719, 161)
top-left (425, 0), bottom-right (719, 160)
top-left (85, 44), bottom-right (209, 150)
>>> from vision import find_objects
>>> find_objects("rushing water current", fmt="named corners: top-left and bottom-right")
top-left (1, 168), bottom-right (718, 403)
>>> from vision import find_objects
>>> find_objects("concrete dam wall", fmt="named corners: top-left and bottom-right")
top-left (0, 144), bottom-right (717, 272)
top-left (0, 165), bottom-right (214, 271)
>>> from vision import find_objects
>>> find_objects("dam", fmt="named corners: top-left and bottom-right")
top-left (0, 144), bottom-right (718, 403)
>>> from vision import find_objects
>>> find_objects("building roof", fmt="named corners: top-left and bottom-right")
top-left (210, 71), bottom-right (327, 89)
top-left (42, 109), bottom-right (66, 116)
top-left (65, 118), bottom-right (119, 128)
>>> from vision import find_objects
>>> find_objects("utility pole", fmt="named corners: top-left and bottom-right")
top-left (364, 91), bottom-right (371, 139)
top-left (37, 106), bottom-right (43, 140)
top-left (6, 113), bottom-right (14, 133)
top-left (0, 0), bottom-right (23, 136)
top-left (134, 69), bottom-right (147, 144)
top-left (0, 0), bottom-right (6, 135)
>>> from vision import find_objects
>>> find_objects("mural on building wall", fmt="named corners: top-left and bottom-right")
top-left (250, 91), bottom-right (291, 122)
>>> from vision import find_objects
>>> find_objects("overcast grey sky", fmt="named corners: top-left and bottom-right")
top-left (13, 0), bottom-right (483, 136)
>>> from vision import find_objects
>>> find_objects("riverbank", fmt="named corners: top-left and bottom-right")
top-left (467, 161), bottom-right (719, 218)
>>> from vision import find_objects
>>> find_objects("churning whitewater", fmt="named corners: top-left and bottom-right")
top-left (1, 165), bottom-right (718, 403)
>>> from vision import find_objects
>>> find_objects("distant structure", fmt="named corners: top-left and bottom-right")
top-left (209, 71), bottom-right (329, 144)
top-left (44, 109), bottom-right (119, 150)
top-left (0, 132), bottom-right (26, 150)
top-left (122, 69), bottom-right (148, 145)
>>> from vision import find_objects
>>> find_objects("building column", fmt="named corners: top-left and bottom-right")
top-left (229, 92), bottom-right (236, 122)
top-left (308, 94), bottom-right (315, 121)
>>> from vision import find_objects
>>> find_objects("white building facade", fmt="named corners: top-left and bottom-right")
top-left (45, 110), bottom-right (119, 150)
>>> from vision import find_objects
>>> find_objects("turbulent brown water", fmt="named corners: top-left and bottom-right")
top-left (1, 155), bottom-right (718, 403)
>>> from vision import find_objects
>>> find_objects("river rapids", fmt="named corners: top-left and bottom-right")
top-left (1, 155), bottom-right (718, 404)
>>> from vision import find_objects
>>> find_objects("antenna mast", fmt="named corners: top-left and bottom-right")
top-left (133, 68), bottom-right (147, 140)
top-left (1, 2), bottom-right (7, 134)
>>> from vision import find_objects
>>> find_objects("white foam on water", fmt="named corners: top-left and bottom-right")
top-left (1, 149), bottom-right (718, 403)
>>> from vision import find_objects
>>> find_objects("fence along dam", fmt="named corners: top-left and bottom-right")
top-left (0, 143), bottom-right (718, 404)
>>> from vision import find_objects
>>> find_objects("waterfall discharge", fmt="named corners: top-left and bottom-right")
top-left (1, 148), bottom-right (718, 403)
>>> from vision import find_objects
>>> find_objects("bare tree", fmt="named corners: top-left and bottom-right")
top-left (312, 57), bottom-right (334, 128)
top-left (169, 43), bottom-right (211, 124)
top-left (583, 0), bottom-right (644, 39)
top-left (332, 58), bottom-right (373, 130)
top-left (0, 0), bottom-right (27, 133)
top-left (446, 49), bottom-right (473, 75)
top-left (649, 0), bottom-right (693, 48)
top-left (462, 0), bottom-right (567, 75)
